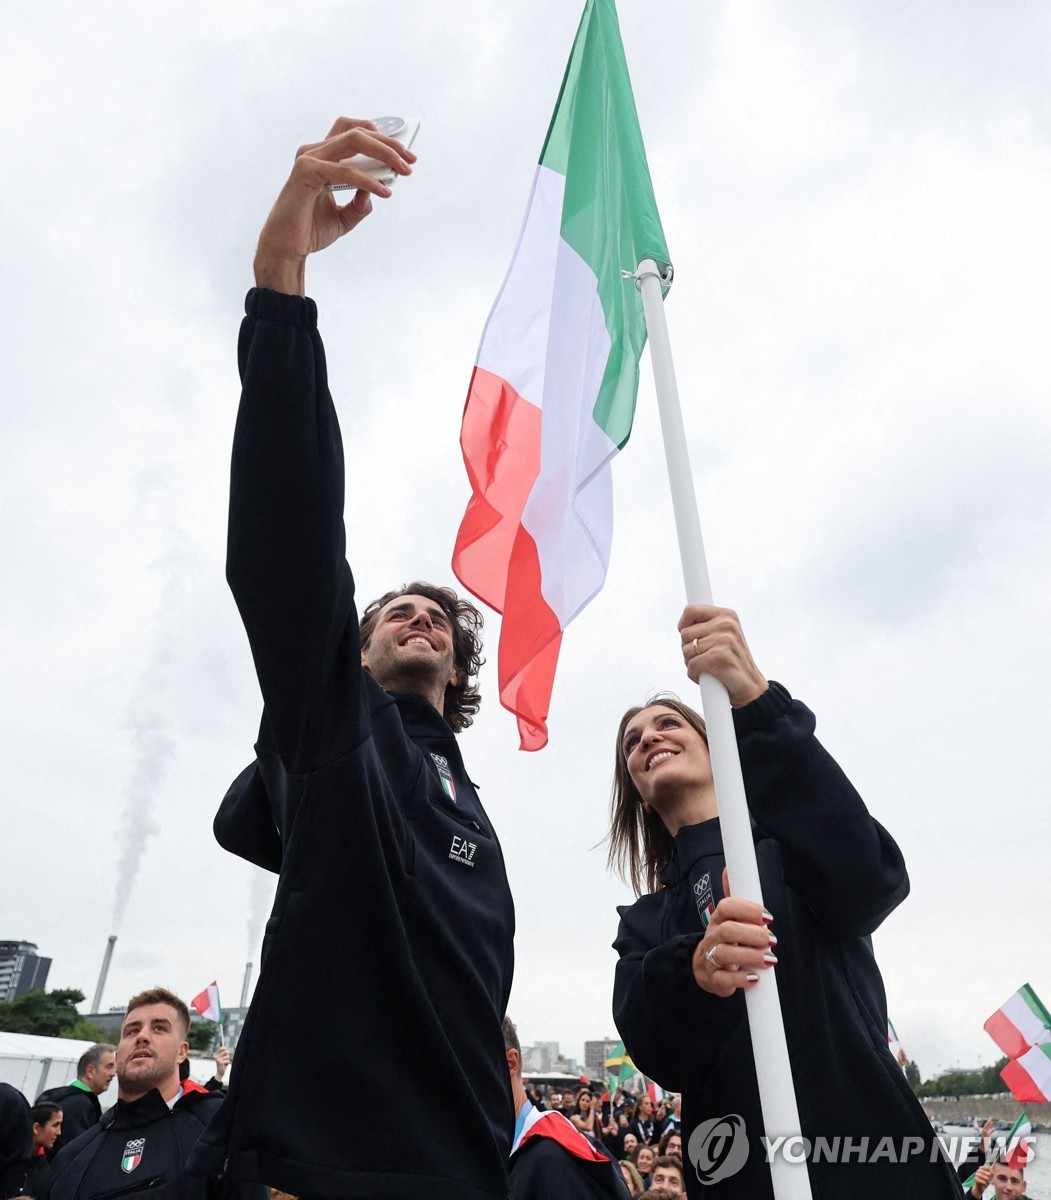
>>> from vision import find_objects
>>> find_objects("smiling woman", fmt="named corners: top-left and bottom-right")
top-left (606, 605), bottom-right (962, 1200)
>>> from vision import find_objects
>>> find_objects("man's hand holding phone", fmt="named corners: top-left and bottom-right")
top-left (254, 117), bottom-right (417, 297)
top-left (330, 116), bottom-right (420, 189)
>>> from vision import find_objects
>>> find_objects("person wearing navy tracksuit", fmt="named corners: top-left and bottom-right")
top-left (187, 119), bottom-right (515, 1200)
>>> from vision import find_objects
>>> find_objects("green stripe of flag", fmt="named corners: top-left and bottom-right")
top-left (539, 0), bottom-right (670, 450)
top-left (1020, 983), bottom-right (1051, 1028)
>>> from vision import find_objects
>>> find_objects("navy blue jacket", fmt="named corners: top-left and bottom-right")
top-left (188, 289), bottom-right (515, 1200)
top-left (0, 1082), bottom-right (33, 1198)
top-left (612, 683), bottom-right (959, 1199)
top-left (44, 1085), bottom-right (261, 1200)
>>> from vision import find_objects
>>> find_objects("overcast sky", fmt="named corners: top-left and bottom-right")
top-left (3, 0), bottom-right (1049, 1083)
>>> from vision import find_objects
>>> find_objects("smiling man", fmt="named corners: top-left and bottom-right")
top-left (44, 989), bottom-right (264, 1200)
top-left (188, 119), bottom-right (515, 1200)
top-left (966, 1156), bottom-right (1028, 1200)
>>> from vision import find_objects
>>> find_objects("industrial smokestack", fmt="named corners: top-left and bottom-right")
top-left (240, 962), bottom-right (253, 1008)
top-left (91, 935), bottom-right (117, 1013)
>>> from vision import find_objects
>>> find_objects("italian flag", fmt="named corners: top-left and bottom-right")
top-left (984, 983), bottom-right (1051, 1060)
top-left (1004, 1111), bottom-right (1033, 1169)
top-left (962, 1112), bottom-right (1034, 1193)
top-left (191, 981), bottom-right (222, 1024)
top-left (887, 1018), bottom-right (903, 1062)
top-left (1001, 1043), bottom-right (1051, 1103)
top-left (453, 0), bottom-right (669, 750)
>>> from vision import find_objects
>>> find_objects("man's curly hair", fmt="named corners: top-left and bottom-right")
top-left (359, 582), bottom-right (484, 733)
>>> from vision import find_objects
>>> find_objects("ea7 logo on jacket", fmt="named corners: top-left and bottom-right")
top-left (121, 1138), bottom-right (145, 1173)
top-left (448, 834), bottom-right (477, 867)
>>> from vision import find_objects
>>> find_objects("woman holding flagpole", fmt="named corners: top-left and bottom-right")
top-left (607, 603), bottom-right (960, 1200)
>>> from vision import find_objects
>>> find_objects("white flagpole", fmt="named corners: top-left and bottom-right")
top-left (634, 258), bottom-right (812, 1200)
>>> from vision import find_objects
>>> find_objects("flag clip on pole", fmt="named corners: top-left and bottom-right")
top-left (633, 259), bottom-right (812, 1200)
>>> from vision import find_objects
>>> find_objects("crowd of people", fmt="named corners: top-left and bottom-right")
top-left (520, 1084), bottom-right (686, 1197)
top-left (4, 1054), bottom-right (1031, 1200)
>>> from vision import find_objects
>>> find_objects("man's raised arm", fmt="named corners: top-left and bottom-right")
top-left (227, 120), bottom-right (415, 770)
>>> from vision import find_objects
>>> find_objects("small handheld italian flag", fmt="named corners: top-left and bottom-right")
top-left (191, 981), bottom-right (222, 1024)
top-left (984, 983), bottom-right (1051, 1060)
top-left (1004, 1111), bottom-right (1033, 1169)
top-left (1001, 1043), bottom-right (1051, 1103)
top-left (961, 1112), bottom-right (1032, 1196)
top-left (984, 982), bottom-right (1051, 1102)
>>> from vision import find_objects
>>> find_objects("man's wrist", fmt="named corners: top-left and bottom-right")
top-left (253, 250), bottom-right (306, 297)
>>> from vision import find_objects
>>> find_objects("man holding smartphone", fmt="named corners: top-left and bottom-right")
top-left (188, 119), bottom-right (515, 1200)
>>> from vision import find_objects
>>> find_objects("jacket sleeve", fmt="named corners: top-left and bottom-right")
top-left (612, 904), bottom-right (745, 1090)
top-left (734, 681), bottom-right (909, 937)
top-left (226, 288), bottom-right (367, 774)
top-left (213, 761), bottom-right (283, 873)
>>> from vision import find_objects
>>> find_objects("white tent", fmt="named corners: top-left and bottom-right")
top-left (0, 1031), bottom-right (217, 1104)
top-left (0, 1032), bottom-right (103, 1102)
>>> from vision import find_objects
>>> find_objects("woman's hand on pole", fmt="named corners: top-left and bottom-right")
top-left (678, 604), bottom-right (768, 708)
top-left (691, 894), bottom-right (777, 997)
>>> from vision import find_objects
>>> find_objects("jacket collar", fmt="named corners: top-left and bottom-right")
top-left (660, 819), bottom-right (724, 886)
top-left (107, 1089), bottom-right (172, 1129)
top-left (388, 689), bottom-right (456, 742)
top-left (107, 1084), bottom-right (205, 1129)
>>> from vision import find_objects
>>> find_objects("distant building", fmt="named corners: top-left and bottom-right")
top-left (217, 1006), bottom-right (249, 1051)
top-left (584, 1037), bottom-right (620, 1078)
top-left (0, 941), bottom-right (52, 1001)
top-left (522, 1040), bottom-right (560, 1074)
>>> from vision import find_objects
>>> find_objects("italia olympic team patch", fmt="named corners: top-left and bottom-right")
top-left (694, 873), bottom-right (716, 929)
top-left (431, 753), bottom-right (457, 802)
top-left (121, 1137), bottom-right (145, 1173)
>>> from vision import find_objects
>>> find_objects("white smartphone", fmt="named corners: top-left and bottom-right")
top-left (330, 116), bottom-right (420, 190)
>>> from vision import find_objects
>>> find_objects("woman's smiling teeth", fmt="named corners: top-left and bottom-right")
top-left (646, 750), bottom-right (677, 770)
